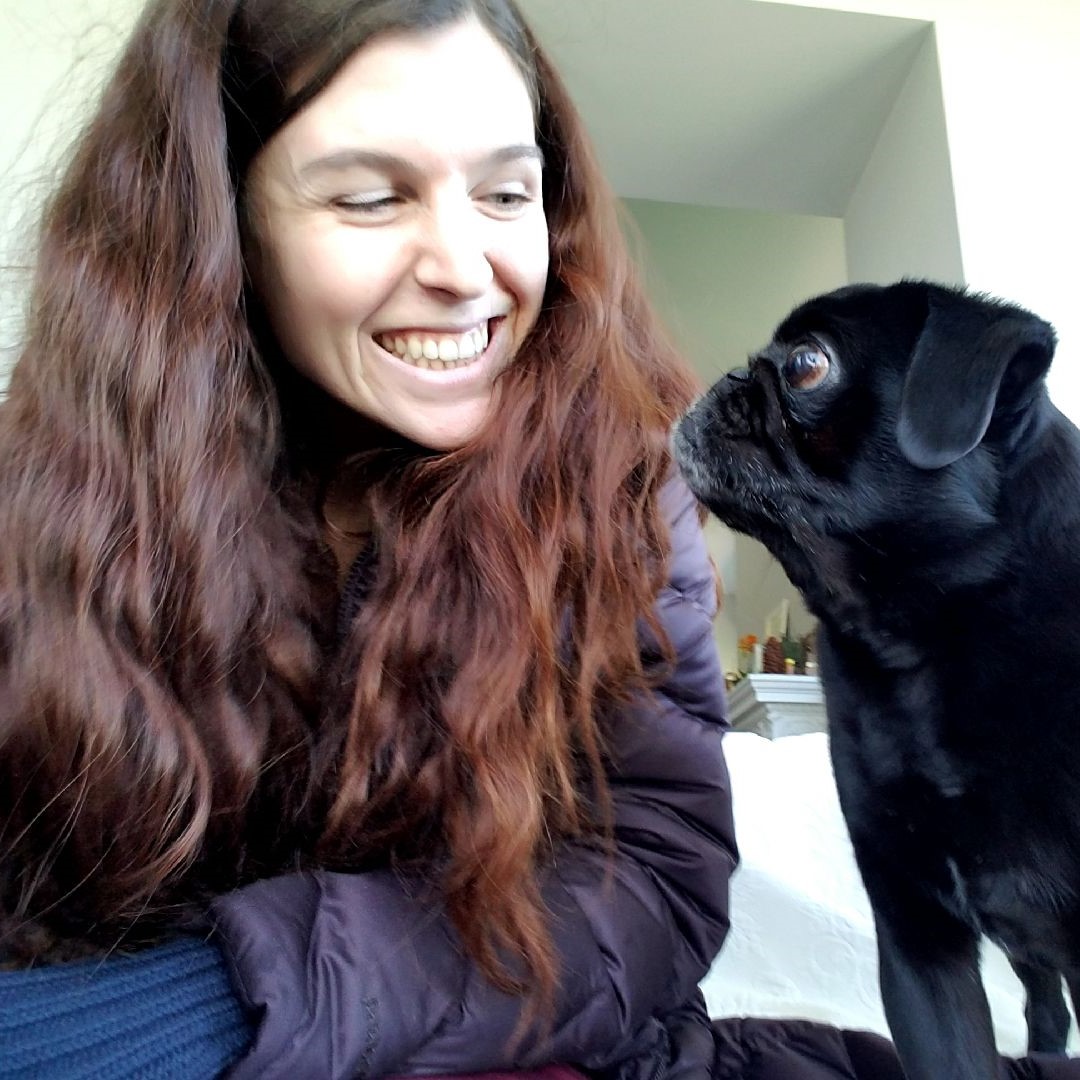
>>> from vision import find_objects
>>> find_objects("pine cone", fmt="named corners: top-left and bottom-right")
top-left (762, 636), bottom-right (785, 674)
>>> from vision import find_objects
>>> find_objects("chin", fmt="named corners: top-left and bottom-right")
top-left (402, 418), bottom-right (485, 453)
top-left (407, 401), bottom-right (499, 452)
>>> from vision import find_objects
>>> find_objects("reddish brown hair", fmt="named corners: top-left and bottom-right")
top-left (0, 0), bottom-right (701, 1010)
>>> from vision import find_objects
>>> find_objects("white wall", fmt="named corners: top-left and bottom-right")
top-left (1, 0), bottom-right (143, 372)
top-left (844, 29), bottom-right (963, 285)
top-left (758, 0), bottom-right (1080, 422)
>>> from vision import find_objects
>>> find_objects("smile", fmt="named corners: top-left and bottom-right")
top-left (375, 322), bottom-right (491, 370)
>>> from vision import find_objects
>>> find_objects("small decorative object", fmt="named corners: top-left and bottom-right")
top-left (737, 634), bottom-right (758, 674)
top-left (803, 622), bottom-right (816, 669)
top-left (780, 632), bottom-right (804, 674)
top-left (762, 635), bottom-right (785, 674)
top-left (763, 600), bottom-right (790, 645)
top-left (770, 603), bottom-right (803, 673)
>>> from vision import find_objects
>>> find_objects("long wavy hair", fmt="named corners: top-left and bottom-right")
top-left (0, 0), bottom-right (702, 1004)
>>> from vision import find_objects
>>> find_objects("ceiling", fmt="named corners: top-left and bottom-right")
top-left (517, 0), bottom-right (933, 217)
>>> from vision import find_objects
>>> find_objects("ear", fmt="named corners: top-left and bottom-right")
top-left (897, 290), bottom-right (1056, 470)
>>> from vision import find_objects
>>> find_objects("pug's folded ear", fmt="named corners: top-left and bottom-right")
top-left (898, 289), bottom-right (1057, 470)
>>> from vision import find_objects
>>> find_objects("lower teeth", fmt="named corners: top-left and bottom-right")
top-left (389, 347), bottom-right (485, 370)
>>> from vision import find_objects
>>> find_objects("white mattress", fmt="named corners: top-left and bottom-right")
top-left (699, 731), bottom-right (1078, 1055)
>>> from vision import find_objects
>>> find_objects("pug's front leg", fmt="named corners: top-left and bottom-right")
top-left (872, 900), bottom-right (1003, 1080)
top-left (1008, 958), bottom-right (1071, 1054)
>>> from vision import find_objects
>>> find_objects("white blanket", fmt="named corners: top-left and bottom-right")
top-left (699, 731), bottom-right (1078, 1055)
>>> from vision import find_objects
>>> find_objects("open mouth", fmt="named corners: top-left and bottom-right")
top-left (375, 319), bottom-right (498, 371)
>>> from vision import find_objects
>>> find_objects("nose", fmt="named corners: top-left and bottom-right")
top-left (413, 199), bottom-right (493, 298)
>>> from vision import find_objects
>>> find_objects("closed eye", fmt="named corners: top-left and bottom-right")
top-left (331, 193), bottom-right (402, 215)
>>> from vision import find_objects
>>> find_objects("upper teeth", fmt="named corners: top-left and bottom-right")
top-left (378, 325), bottom-right (489, 369)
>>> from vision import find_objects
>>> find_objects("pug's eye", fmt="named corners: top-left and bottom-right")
top-left (783, 344), bottom-right (831, 391)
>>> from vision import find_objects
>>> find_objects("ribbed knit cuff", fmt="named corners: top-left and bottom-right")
top-left (0, 937), bottom-right (252, 1079)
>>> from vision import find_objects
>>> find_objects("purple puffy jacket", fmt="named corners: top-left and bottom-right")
top-left (210, 478), bottom-right (737, 1079)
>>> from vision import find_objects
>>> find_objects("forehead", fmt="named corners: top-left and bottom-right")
top-left (774, 284), bottom-right (935, 342)
top-left (277, 18), bottom-right (536, 161)
top-left (773, 289), bottom-right (872, 344)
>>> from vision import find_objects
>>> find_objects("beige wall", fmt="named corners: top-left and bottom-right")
top-left (623, 199), bottom-right (847, 671)
top-left (623, 199), bottom-right (849, 382)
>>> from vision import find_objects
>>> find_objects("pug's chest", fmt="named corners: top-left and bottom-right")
top-left (832, 668), bottom-right (1041, 839)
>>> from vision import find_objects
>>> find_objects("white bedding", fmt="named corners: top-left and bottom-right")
top-left (698, 731), bottom-right (1078, 1055)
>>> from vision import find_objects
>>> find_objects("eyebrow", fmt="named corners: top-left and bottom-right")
top-left (298, 143), bottom-right (545, 180)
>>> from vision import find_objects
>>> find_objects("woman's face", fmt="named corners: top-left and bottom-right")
top-left (245, 17), bottom-right (550, 451)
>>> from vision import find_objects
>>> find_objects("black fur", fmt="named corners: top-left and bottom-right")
top-left (672, 280), bottom-right (1080, 1080)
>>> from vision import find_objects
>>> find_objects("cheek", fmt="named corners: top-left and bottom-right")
top-left (294, 260), bottom-right (356, 327)
top-left (249, 254), bottom-right (348, 384)
top-left (505, 218), bottom-right (550, 315)
top-left (259, 226), bottom-right (401, 332)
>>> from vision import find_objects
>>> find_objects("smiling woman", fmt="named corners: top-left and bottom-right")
top-left (243, 18), bottom-right (550, 451)
top-left (0, 0), bottom-right (735, 1075)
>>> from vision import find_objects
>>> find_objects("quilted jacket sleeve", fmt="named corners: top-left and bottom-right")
top-left (211, 478), bottom-right (736, 1079)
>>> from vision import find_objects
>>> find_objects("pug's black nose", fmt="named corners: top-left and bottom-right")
top-left (726, 366), bottom-right (752, 383)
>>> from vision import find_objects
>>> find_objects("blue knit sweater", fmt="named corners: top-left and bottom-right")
top-left (0, 937), bottom-right (252, 1079)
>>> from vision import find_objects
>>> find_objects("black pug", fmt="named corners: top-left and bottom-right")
top-left (672, 280), bottom-right (1080, 1080)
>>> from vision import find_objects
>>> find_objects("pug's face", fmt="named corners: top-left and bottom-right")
top-left (671, 281), bottom-right (1056, 605)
